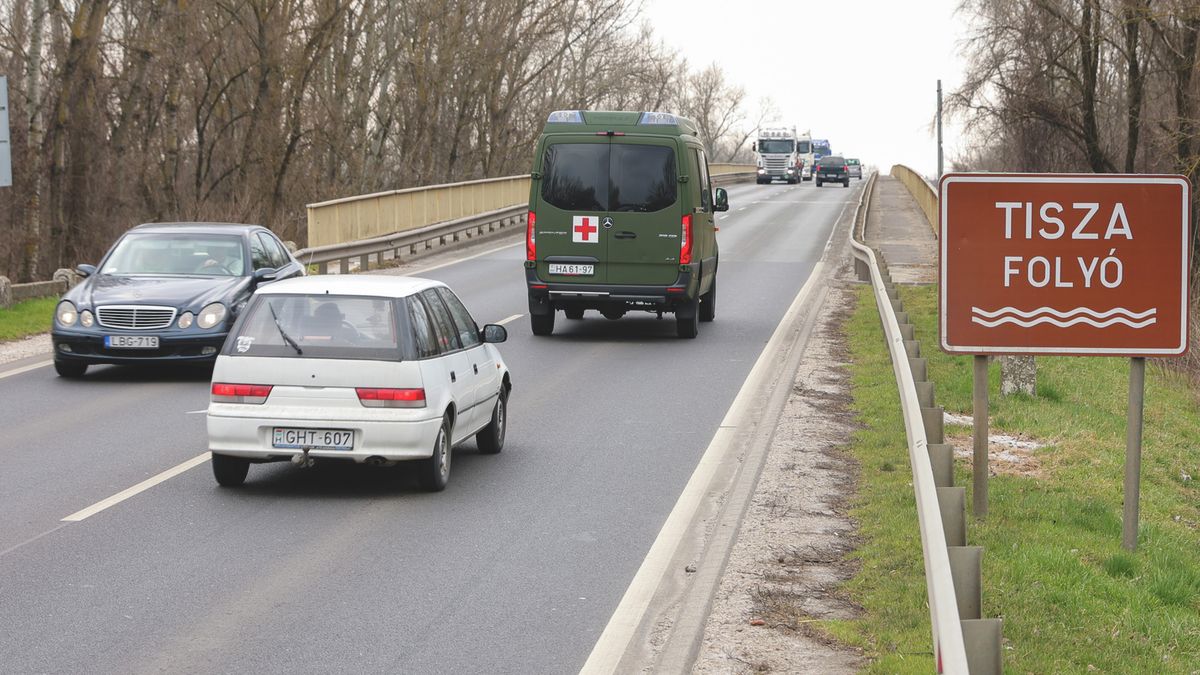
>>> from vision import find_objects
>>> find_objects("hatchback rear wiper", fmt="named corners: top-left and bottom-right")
top-left (267, 301), bottom-right (303, 355)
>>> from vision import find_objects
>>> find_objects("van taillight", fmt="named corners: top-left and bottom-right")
top-left (680, 214), bottom-right (693, 265)
top-left (356, 388), bottom-right (426, 408)
top-left (211, 382), bottom-right (273, 404)
top-left (526, 211), bottom-right (537, 261)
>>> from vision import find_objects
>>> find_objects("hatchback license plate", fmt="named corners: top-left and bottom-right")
top-left (105, 335), bottom-right (159, 349)
top-left (273, 428), bottom-right (354, 451)
top-left (549, 263), bottom-right (594, 276)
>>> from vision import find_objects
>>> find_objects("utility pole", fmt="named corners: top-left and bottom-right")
top-left (936, 79), bottom-right (944, 180)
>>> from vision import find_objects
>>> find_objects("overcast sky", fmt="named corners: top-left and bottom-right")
top-left (640, 0), bottom-right (970, 177)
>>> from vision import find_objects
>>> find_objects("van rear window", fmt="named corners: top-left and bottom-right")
top-left (541, 143), bottom-right (676, 212)
top-left (227, 294), bottom-right (402, 360)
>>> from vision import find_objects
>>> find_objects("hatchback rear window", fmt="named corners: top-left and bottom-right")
top-left (541, 143), bottom-right (676, 212)
top-left (227, 294), bottom-right (401, 360)
top-left (819, 156), bottom-right (845, 165)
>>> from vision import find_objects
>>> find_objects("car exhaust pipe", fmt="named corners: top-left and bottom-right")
top-left (364, 456), bottom-right (393, 467)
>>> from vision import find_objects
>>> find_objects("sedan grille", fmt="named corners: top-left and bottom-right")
top-left (97, 305), bottom-right (178, 330)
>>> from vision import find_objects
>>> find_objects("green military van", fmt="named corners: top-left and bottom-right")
top-left (524, 110), bottom-right (728, 338)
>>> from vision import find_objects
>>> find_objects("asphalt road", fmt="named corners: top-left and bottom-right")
top-left (0, 179), bottom-right (860, 674)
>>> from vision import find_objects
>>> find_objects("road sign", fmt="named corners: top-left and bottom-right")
top-left (940, 173), bottom-right (1191, 356)
top-left (0, 76), bottom-right (11, 187)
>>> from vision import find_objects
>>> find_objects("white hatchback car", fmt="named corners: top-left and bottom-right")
top-left (206, 275), bottom-right (511, 491)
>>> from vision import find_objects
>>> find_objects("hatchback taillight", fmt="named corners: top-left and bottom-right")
top-left (211, 382), bottom-right (273, 404)
top-left (526, 211), bottom-right (537, 261)
top-left (680, 214), bottom-right (693, 265)
top-left (843, 165), bottom-right (849, 172)
top-left (356, 388), bottom-right (426, 408)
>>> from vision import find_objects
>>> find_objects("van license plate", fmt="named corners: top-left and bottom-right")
top-left (273, 428), bottom-right (354, 451)
top-left (549, 264), bottom-right (594, 276)
top-left (105, 335), bottom-right (159, 349)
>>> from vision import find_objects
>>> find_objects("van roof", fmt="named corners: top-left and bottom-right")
top-left (541, 110), bottom-right (699, 137)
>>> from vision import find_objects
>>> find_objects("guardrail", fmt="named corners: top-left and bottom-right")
top-left (891, 164), bottom-right (939, 236)
top-left (850, 173), bottom-right (1001, 673)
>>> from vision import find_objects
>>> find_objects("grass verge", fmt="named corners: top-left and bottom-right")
top-left (827, 284), bottom-right (1200, 673)
top-left (0, 297), bottom-right (57, 342)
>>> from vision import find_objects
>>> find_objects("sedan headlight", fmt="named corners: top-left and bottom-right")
top-left (197, 303), bottom-right (227, 329)
top-left (56, 302), bottom-right (78, 327)
top-left (80, 310), bottom-right (95, 327)
top-left (178, 312), bottom-right (194, 329)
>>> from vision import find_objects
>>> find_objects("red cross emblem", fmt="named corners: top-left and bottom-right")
top-left (572, 216), bottom-right (599, 243)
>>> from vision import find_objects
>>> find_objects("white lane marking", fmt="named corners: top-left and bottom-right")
top-left (495, 314), bottom-right (523, 326)
top-left (0, 360), bottom-right (52, 380)
top-left (185, 409), bottom-right (207, 414)
top-left (581, 196), bottom-right (847, 674)
top-left (61, 452), bottom-right (211, 523)
top-left (410, 241), bottom-right (521, 275)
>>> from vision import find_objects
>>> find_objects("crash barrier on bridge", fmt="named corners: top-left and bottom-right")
top-left (850, 173), bottom-right (1002, 674)
top-left (890, 164), bottom-right (939, 237)
top-left (0, 269), bottom-right (81, 308)
top-left (299, 165), bottom-right (756, 274)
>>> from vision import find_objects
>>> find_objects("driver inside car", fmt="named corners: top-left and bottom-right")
top-left (195, 247), bottom-right (243, 275)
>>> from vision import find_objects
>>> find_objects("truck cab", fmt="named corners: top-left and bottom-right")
top-left (754, 125), bottom-right (802, 184)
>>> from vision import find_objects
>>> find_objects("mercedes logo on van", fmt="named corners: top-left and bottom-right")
top-left (602, 217), bottom-right (614, 229)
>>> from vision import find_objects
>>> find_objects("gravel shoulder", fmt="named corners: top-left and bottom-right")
top-left (0, 334), bottom-right (52, 366)
top-left (692, 262), bottom-right (866, 673)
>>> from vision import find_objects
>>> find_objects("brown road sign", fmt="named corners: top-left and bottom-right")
top-left (940, 174), bottom-right (1191, 356)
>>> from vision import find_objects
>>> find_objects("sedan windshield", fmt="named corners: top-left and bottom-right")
top-left (100, 234), bottom-right (247, 276)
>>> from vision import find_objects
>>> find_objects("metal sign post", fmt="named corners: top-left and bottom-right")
top-left (1123, 357), bottom-right (1146, 550)
top-left (0, 76), bottom-right (11, 188)
top-left (940, 173), bottom-right (1190, 549)
top-left (973, 355), bottom-right (988, 516)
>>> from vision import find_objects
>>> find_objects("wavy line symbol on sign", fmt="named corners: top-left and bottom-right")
top-left (970, 306), bottom-right (1157, 329)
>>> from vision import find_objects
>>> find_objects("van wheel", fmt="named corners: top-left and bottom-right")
top-left (816, 180), bottom-right (823, 187)
top-left (676, 299), bottom-right (699, 339)
top-left (564, 307), bottom-right (584, 320)
top-left (700, 279), bottom-right (716, 322)
top-left (419, 415), bottom-right (452, 492)
top-left (212, 453), bottom-right (250, 487)
top-left (476, 389), bottom-right (507, 454)
top-left (530, 312), bottom-right (554, 336)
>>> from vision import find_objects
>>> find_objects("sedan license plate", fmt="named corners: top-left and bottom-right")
top-left (548, 263), bottom-right (594, 276)
top-left (272, 427), bottom-right (354, 451)
top-left (105, 335), bottom-right (159, 349)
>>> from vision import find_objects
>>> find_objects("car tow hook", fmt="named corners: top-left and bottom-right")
top-left (292, 449), bottom-right (316, 468)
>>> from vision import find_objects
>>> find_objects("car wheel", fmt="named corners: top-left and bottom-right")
top-left (212, 453), bottom-right (250, 487)
top-left (530, 311), bottom-right (554, 336)
top-left (54, 359), bottom-right (87, 378)
top-left (816, 180), bottom-right (823, 187)
top-left (676, 298), bottom-right (699, 339)
top-left (843, 179), bottom-right (850, 187)
top-left (564, 307), bottom-right (584, 320)
top-left (419, 414), bottom-right (452, 492)
top-left (699, 278), bottom-right (716, 322)
top-left (476, 388), bottom-right (507, 455)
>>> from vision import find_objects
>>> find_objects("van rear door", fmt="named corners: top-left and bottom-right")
top-left (534, 137), bottom-right (610, 284)
top-left (605, 139), bottom-right (681, 286)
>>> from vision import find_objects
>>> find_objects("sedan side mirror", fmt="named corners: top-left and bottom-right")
top-left (75, 264), bottom-right (96, 278)
top-left (713, 188), bottom-right (729, 212)
top-left (253, 267), bottom-right (278, 283)
top-left (481, 324), bottom-right (508, 344)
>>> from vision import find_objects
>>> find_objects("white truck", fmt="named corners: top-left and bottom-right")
top-left (753, 125), bottom-right (804, 184)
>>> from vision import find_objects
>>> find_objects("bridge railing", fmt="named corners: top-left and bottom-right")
top-left (300, 165), bottom-right (755, 273)
top-left (890, 164), bottom-right (939, 236)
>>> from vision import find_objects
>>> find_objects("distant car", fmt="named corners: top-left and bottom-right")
top-left (847, 158), bottom-right (863, 179)
top-left (815, 156), bottom-right (851, 188)
top-left (50, 222), bottom-right (305, 378)
top-left (206, 275), bottom-right (512, 491)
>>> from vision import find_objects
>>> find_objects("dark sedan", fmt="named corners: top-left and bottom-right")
top-left (51, 223), bottom-right (305, 377)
